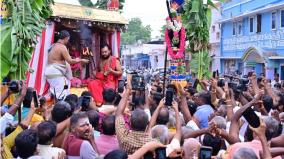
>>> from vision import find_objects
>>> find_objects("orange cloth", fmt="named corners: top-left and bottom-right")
top-left (70, 87), bottom-right (88, 96)
top-left (226, 140), bottom-right (281, 159)
top-left (1, 86), bottom-right (15, 105)
top-left (88, 56), bottom-right (120, 105)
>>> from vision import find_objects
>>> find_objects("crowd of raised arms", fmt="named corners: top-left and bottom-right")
top-left (1, 72), bottom-right (284, 159)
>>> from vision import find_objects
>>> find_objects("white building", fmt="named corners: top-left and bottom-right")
top-left (121, 40), bottom-right (166, 70)
top-left (143, 41), bottom-right (166, 70)
top-left (209, 2), bottom-right (221, 71)
top-left (121, 44), bottom-right (143, 69)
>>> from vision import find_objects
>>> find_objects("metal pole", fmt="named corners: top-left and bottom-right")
top-left (163, 0), bottom-right (171, 96)
top-left (163, 48), bottom-right (168, 96)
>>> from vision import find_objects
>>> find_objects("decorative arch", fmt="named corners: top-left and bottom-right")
top-left (242, 47), bottom-right (265, 63)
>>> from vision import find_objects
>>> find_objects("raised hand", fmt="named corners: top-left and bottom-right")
top-left (249, 119), bottom-right (266, 138)
top-left (177, 83), bottom-right (186, 96)
top-left (210, 78), bottom-right (217, 89)
top-left (271, 110), bottom-right (280, 122)
top-left (20, 81), bottom-right (28, 96)
top-left (158, 98), bottom-right (165, 108)
top-left (208, 121), bottom-right (218, 136)
top-left (255, 89), bottom-right (265, 101)
top-left (172, 100), bottom-right (179, 111)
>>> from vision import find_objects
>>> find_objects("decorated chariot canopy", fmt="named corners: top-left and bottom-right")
top-left (51, 3), bottom-right (128, 31)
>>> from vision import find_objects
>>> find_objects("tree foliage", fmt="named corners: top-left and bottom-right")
top-left (160, 24), bottom-right (166, 38)
top-left (78, 0), bottom-right (94, 7)
top-left (94, 0), bottom-right (107, 9)
top-left (121, 18), bottom-right (152, 45)
top-left (0, 0), bottom-right (54, 80)
top-left (79, 0), bottom-right (125, 10)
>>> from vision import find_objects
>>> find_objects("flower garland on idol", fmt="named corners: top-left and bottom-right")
top-left (165, 17), bottom-right (186, 59)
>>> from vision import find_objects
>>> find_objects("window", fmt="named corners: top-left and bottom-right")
top-left (233, 22), bottom-right (237, 35)
top-left (249, 17), bottom-right (254, 33)
top-left (238, 22), bottom-right (242, 35)
top-left (155, 56), bottom-right (158, 62)
top-left (272, 12), bottom-right (277, 30)
top-left (281, 10), bottom-right (284, 28)
top-left (257, 14), bottom-right (262, 33)
top-left (216, 32), bottom-right (220, 39)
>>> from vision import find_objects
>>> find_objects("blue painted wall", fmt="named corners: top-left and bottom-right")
top-left (220, 0), bottom-right (284, 78)
top-left (222, 0), bottom-right (283, 19)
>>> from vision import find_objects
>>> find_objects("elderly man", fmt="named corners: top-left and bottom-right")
top-left (233, 148), bottom-right (258, 159)
top-left (151, 125), bottom-right (169, 145)
top-left (115, 86), bottom-right (155, 154)
top-left (45, 30), bottom-right (89, 99)
top-left (183, 138), bottom-right (201, 159)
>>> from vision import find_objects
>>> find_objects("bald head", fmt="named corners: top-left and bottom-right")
top-left (233, 148), bottom-right (257, 159)
top-left (130, 108), bottom-right (149, 131)
top-left (157, 108), bottom-right (169, 125)
top-left (183, 138), bottom-right (201, 159)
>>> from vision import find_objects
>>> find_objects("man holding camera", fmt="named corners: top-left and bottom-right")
top-left (45, 30), bottom-right (89, 99)
top-left (88, 44), bottom-right (122, 106)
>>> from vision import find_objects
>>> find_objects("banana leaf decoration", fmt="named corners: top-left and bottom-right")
top-left (0, 0), bottom-right (54, 80)
top-left (182, 0), bottom-right (218, 79)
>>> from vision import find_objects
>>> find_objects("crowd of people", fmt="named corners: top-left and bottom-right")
top-left (0, 28), bottom-right (284, 159)
top-left (1, 70), bottom-right (284, 159)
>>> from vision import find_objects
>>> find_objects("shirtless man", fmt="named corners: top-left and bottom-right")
top-left (45, 30), bottom-right (89, 99)
top-left (88, 44), bottom-right (122, 105)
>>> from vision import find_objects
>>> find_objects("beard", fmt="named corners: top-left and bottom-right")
top-left (101, 54), bottom-right (110, 60)
top-left (79, 129), bottom-right (91, 140)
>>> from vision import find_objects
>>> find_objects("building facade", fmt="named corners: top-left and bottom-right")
top-left (143, 41), bottom-right (166, 70)
top-left (220, 0), bottom-right (284, 79)
top-left (121, 44), bottom-right (144, 70)
top-left (121, 40), bottom-right (165, 70)
top-left (209, 2), bottom-right (222, 71)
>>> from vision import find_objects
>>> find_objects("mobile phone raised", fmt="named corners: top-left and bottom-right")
top-left (199, 146), bottom-right (213, 159)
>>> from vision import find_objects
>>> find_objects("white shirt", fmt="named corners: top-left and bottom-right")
top-left (0, 112), bottom-right (14, 134)
top-left (271, 80), bottom-right (281, 88)
top-left (38, 144), bottom-right (65, 159)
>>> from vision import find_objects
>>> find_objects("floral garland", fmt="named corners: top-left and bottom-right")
top-left (165, 25), bottom-right (186, 59)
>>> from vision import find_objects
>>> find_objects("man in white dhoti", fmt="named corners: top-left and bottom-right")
top-left (45, 30), bottom-right (89, 100)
